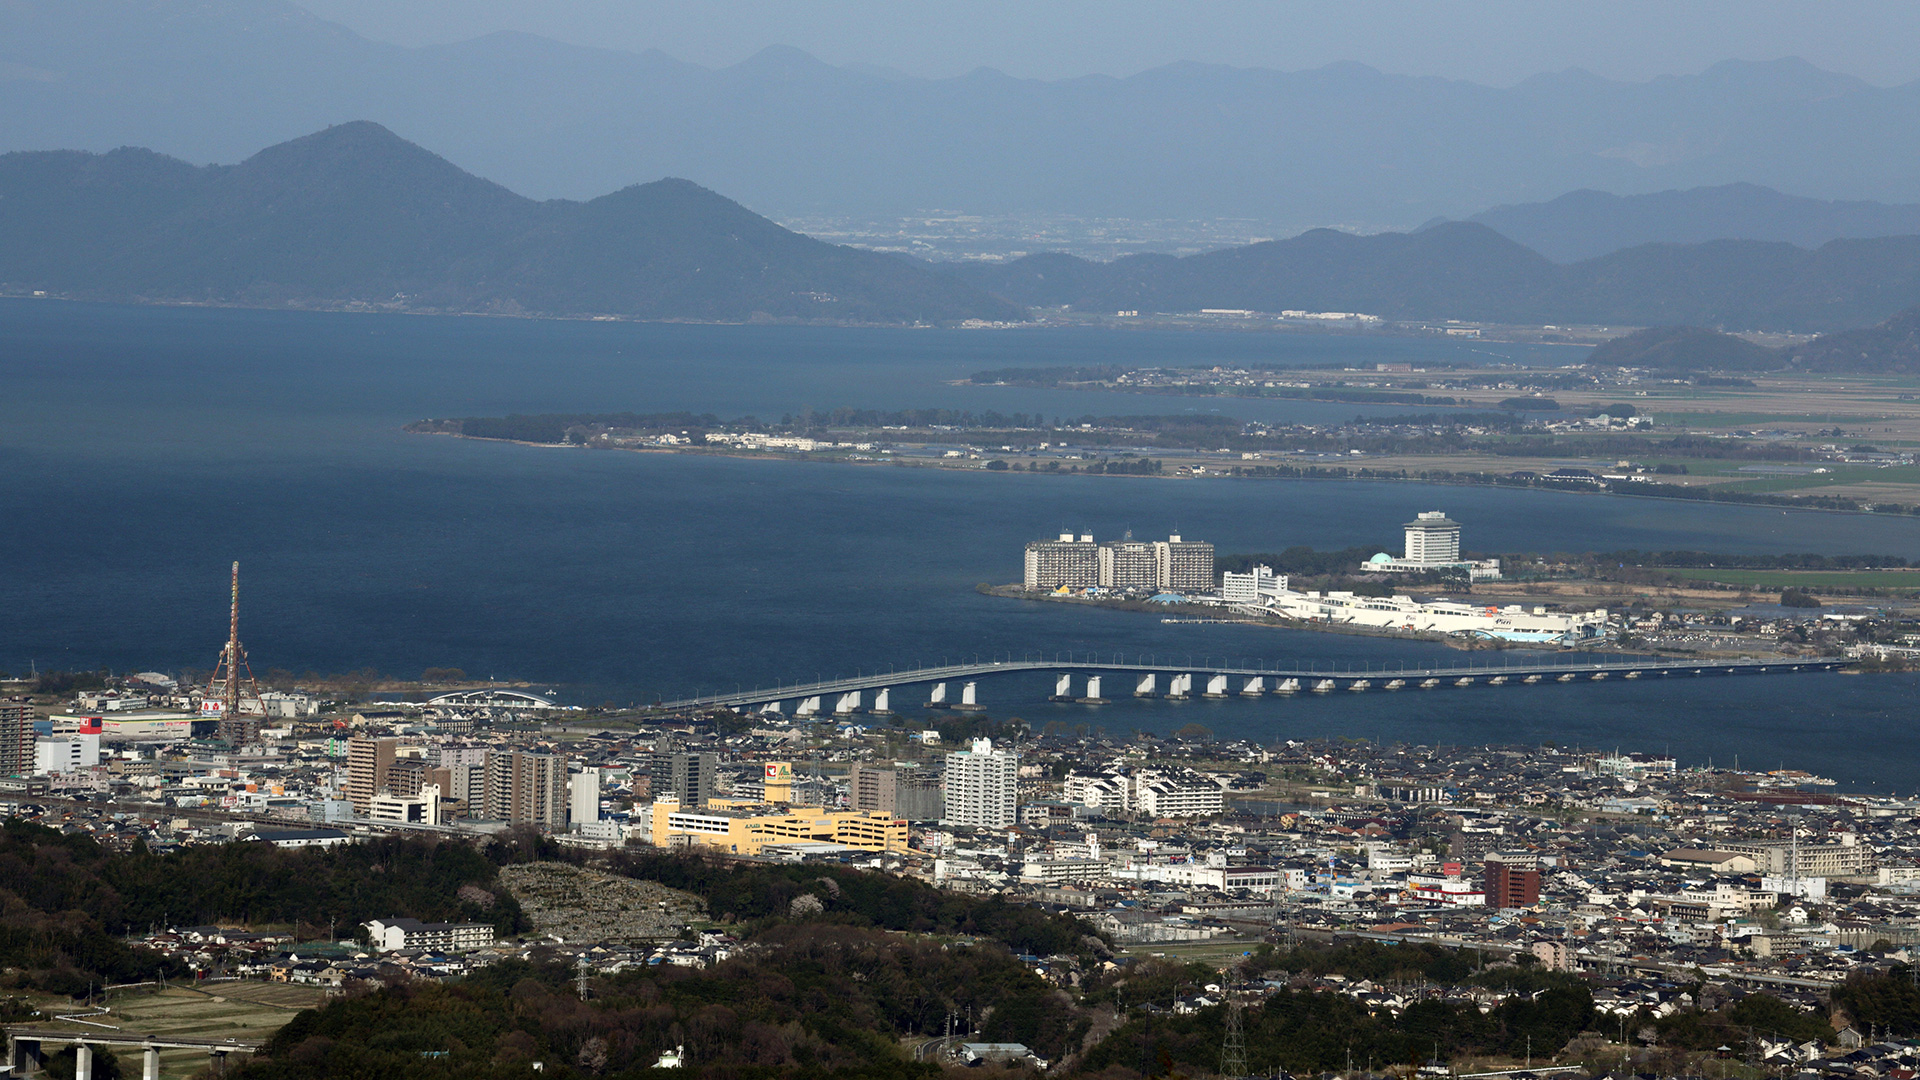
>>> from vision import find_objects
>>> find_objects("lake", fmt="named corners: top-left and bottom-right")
top-left (3, 299), bottom-right (1917, 790)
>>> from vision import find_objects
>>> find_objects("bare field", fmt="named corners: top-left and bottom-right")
top-left (38, 983), bottom-right (335, 1080)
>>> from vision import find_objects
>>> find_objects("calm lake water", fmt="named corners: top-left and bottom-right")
top-left (3, 300), bottom-right (1917, 790)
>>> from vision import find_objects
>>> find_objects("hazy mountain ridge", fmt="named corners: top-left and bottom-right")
top-left (940, 229), bottom-right (1920, 334)
top-left (7, 0), bottom-right (1920, 226)
top-left (1459, 184), bottom-right (1920, 262)
top-left (0, 123), bottom-right (1025, 323)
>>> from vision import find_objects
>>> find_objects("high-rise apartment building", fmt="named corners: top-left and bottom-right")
top-left (669, 752), bottom-right (717, 808)
top-left (0, 703), bottom-right (34, 778)
top-left (1026, 532), bottom-right (1214, 593)
top-left (942, 738), bottom-right (1018, 830)
top-left (1483, 851), bottom-right (1542, 909)
top-left (344, 737), bottom-right (397, 814)
top-left (1024, 533), bottom-right (1098, 589)
top-left (1098, 540), bottom-right (1158, 590)
top-left (1153, 535), bottom-right (1215, 591)
top-left (482, 750), bottom-right (569, 829)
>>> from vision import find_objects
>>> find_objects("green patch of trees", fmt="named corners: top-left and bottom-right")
top-left (0, 821), bottom-right (524, 992)
top-left (239, 924), bottom-right (1062, 1079)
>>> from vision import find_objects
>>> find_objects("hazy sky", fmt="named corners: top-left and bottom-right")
top-left (294, 0), bottom-right (1920, 86)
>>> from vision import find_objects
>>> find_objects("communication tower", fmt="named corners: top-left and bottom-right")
top-left (205, 561), bottom-right (267, 745)
top-left (1219, 996), bottom-right (1248, 1078)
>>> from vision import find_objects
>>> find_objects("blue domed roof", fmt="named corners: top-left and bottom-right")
top-left (1368, 552), bottom-right (1394, 564)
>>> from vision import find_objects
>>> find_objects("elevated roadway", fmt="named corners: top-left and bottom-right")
top-left (654, 655), bottom-right (1844, 712)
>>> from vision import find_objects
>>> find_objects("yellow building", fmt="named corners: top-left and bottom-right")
top-left (650, 799), bottom-right (907, 855)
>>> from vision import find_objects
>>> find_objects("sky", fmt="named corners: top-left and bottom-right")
top-left (292, 0), bottom-right (1920, 86)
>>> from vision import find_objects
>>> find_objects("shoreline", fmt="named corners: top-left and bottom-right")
top-left (975, 584), bottom-right (1835, 664)
top-left (416, 430), bottom-right (1914, 520)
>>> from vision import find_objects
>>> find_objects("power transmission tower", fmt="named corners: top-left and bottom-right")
top-left (1220, 997), bottom-right (1249, 1079)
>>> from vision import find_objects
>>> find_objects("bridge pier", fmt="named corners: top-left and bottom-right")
top-left (758, 700), bottom-right (783, 715)
top-left (12, 1035), bottom-right (44, 1076)
top-left (834, 690), bottom-right (862, 716)
top-left (1134, 673), bottom-right (1156, 697)
top-left (1077, 676), bottom-right (1109, 704)
top-left (1241, 676), bottom-right (1265, 696)
top-left (1203, 674), bottom-right (1229, 698)
top-left (928, 682), bottom-right (947, 708)
top-left (1050, 673), bottom-right (1074, 702)
top-left (872, 688), bottom-right (892, 715)
top-left (954, 681), bottom-right (984, 712)
top-left (1166, 673), bottom-right (1192, 700)
top-left (145, 1046), bottom-right (160, 1080)
top-left (75, 1044), bottom-right (92, 1080)
top-left (795, 695), bottom-right (821, 717)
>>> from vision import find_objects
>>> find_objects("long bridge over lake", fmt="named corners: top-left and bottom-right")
top-left (654, 655), bottom-right (1845, 715)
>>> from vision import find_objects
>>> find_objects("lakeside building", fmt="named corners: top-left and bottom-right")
top-left (1234, 589), bottom-right (1609, 644)
top-left (1221, 565), bottom-right (1287, 603)
top-left (1023, 533), bottom-right (1215, 592)
top-left (1359, 511), bottom-right (1503, 581)
top-left (942, 738), bottom-right (1018, 829)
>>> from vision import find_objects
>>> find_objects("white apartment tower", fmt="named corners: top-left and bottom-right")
top-left (1024, 533), bottom-right (1098, 589)
top-left (942, 738), bottom-right (1018, 829)
top-left (1153, 535), bottom-right (1215, 591)
top-left (1403, 512), bottom-right (1461, 565)
top-left (1098, 539), bottom-right (1158, 590)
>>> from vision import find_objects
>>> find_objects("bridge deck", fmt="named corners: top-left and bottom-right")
top-left (654, 656), bottom-right (1842, 710)
top-left (7, 1027), bottom-right (264, 1051)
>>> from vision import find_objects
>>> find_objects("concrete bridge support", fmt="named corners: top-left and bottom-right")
top-left (1204, 674), bottom-right (1230, 698)
top-left (145, 1046), bottom-right (160, 1080)
top-left (872, 688), bottom-right (892, 715)
top-left (759, 700), bottom-right (783, 714)
top-left (795, 695), bottom-right (821, 717)
top-left (1052, 673), bottom-right (1073, 700)
top-left (1079, 676), bottom-right (1107, 703)
top-left (834, 691), bottom-right (862, 715)
top-left (1167, 673), bottom-right (1192, 700)
top-left (928, 682), bottom-right (947, 707)
top-left (1241, 676), bottom-right (1265, 696)
top-left (955, 681), bottom-right (984, 711)
top-left (10, 1034), bottom-right (45, 1075)
top-left (74, 1044), bottom-right (92, 1080)
top-left (1135, 673), bottom-right (1156, 697)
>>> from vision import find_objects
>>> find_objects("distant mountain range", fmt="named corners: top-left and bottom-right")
top-left (0, 123), bottom-right (1023, 324)
top-left (936, 225), bottom-right (1920, 333)
top-left (1456, 184), bottom-right (1920, 263)
top-left (9, 0), bottom-right (1920, 228)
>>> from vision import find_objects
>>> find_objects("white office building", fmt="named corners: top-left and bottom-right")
top-left (1221, 565), bottom-right (1287, 603)
top-left (34, 734), bottom-right (101, 775)
top-left (942, 738), bottom-right (1018, 829)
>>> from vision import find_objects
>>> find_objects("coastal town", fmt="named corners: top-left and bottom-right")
top-left (8, 643), bottom-right (1920, 1076)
